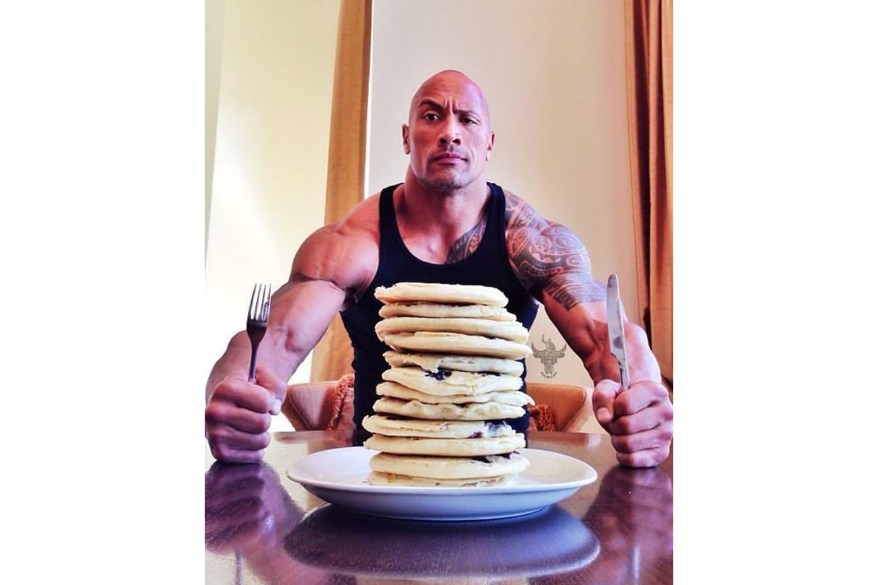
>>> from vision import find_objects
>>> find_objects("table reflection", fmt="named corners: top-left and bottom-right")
top-left (205, 434), bottom-right (673, 585)
top-left (285, 504), bottom-right (600, 581)
top-left (531, 466), bottom-right (674, 585)
top-left (205, 462), bottom-right (329, 585)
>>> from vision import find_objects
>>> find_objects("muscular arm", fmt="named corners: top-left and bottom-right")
top-left (206, 228), bottom-right (363, 397)
top-left (505, 192), bottom-right (671, 466)
top-left (205, 275), bottom-right (346, 401)
top-left (205, 204), bottom-right (378, 462)
top-left (505, 192), bottom-right (629, 381)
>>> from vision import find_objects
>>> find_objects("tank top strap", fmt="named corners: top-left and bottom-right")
top-left (483, 182), bottom-right (507, 255)
top-left (378, 184), bottom-right (402, 255)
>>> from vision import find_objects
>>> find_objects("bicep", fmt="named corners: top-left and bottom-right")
top-left (505, 197), bottom-right (634, 380)
top-left (263, 227), bottom-right (372, 370)
top-left (506, 204), bottom-right (603, 307)
top-left (506, 214), bottom-right (613, 378)
top-left (268, 279), bottom-right (347, 357)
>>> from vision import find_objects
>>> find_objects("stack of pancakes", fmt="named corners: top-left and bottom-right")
top-left (363, 282), bottom-right (534, 487)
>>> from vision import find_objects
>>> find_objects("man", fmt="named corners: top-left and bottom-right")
top-left (205, 70), bottom-right (673, 467)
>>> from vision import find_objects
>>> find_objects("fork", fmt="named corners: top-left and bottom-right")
top-left (246, 282), bottom-right (272, 383)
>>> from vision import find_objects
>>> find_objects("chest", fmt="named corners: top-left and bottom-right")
top-left (398, 217), bottom-right (488, 265)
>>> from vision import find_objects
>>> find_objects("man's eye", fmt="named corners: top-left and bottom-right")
top-left (424, 112), bottom-right (439, 121)
top-left (463, 117), bottom-right (477, 125)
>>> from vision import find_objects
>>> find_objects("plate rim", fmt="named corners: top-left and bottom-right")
top-left (285, 446), bottom-right (597, 496)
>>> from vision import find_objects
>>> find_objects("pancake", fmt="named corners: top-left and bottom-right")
top-left (382, 332), bottom-right (533, 360)
top-left (367, 471), bottom-right (517, 487)
top-left (379, 302), bottom-right (516, 321)
top-left (376, 382), bottom-right (534, 407)
top-left (364, 433), bottom-right (526, 456)
top-left (376, 317), bottom-right (529, 344)
top-left (375, 282), bottom-right (508, 307)
top-left (368, 282), bottom-right (534, 488)
top-left (373, 396), bottom-right (528, 421)
top-left (383, 351), bottom-right (524, 376)
top-left (368, 451), bottom-right (530, 479)
top-left (382, 366), bottom-right (523, 396)
top-left (362, 415), bottom-right (516, 439)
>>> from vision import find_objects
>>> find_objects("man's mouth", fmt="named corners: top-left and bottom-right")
top-left (431, 152), bottom-right (466, 164)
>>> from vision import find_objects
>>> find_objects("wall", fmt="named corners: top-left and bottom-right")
top-left (205, 0), bottom-right (225, 258)
top-left (204, 0), bottom-right (340, 434)
top-left (369, 0), bottom-right (638, 430)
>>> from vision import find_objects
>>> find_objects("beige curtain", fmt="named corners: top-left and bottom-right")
top-left (309, 0), bottom-right (372, 382)
top-left (624, 0), bottom-right (673, 390)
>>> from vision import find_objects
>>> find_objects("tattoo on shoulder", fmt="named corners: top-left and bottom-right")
top-left (446, 216), bottom-right (486, 264)
top-left (505, 194), bottom-right (605, 310)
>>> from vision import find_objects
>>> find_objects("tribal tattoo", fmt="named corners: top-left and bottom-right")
top-left (446, 215), bottom-right (486, 263)
top-left (505, 194), bottom-right (605, 310)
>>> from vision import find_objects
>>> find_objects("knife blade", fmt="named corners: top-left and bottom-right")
top-left (606, 274), bottom-right (629, 390)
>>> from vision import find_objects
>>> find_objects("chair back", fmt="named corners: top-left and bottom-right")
top-left (526, 382), bottom-right (592, 432)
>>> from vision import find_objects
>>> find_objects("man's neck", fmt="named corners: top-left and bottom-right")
top-left (395, 172), bottom-right (491, 263)
top-left (400, 172), bottom-right (489, 228)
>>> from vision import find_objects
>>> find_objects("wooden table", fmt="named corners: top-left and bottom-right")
top-left (205, 431), bottom-right (673, 584)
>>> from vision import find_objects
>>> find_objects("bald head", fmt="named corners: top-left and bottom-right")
top-left (408, 70), bottom-right (492, 129)
top-left (401, 70), bottom-right (495, 194)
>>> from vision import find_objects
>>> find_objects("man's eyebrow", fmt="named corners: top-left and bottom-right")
top-left (417, 98), bottom-right (444, 111)
top-left (417, 99), bottom-right (480, 117)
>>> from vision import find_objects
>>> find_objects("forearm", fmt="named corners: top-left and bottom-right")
top-left (623, 322), bottom-right (663, 386)
top-left (541, 298), bottom-right (661, 388)
top-left (206, 331), bottom-right (250, 402)
top-left (575, 324), bottom-right (661, 386)
top-left (205, 329), bottom-right (305, 402)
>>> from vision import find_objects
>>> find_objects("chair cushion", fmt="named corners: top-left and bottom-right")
top-left (326, 374), bottom-right (355, 433)
top-left (528, 403), bottom-right (557, 431)
top-left (526, 383), bottom-right (590, 432)
top-left (282, 374), bottom-right (355, 433)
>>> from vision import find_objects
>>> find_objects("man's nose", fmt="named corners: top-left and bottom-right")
top-left (438, 120), bottom-right (461, 145)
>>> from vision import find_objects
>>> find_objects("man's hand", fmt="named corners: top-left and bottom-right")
top-left (205, 368), bottom-right (289, 463)
top-left (592, 378), bottom-right (673, 467)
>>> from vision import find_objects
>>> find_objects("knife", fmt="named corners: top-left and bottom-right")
top-left (606, 274), bottom-right (629, 390)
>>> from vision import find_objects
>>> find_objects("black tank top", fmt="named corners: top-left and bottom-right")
top-left (340, 182), bottom-right (540, 442)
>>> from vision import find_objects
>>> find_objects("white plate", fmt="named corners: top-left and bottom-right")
top-left (285, 446), bottom-right (597, 521)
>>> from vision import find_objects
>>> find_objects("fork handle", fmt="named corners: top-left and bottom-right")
top-left (248, 346), bottom-right (258, 383)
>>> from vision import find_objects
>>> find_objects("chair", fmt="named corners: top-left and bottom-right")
top-left (525, 382), bottom-right (593, 432)
top-left (282, 374), bottom-right (356, 436)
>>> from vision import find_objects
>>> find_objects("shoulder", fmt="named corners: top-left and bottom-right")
top-left (292, 193), bottom-right (382, 299)
top-left (300, 192), bottom-right (380, 250)
top-left (501, 189), bottom-right (580, 257)
top-left (327, 191), bottom-right (382, 241)
top-left (502, 189), bottom-right (552, 232)
top-left (500, 189), bottom-right (601, 305)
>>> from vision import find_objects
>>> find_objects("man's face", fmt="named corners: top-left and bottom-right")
top-left (402, 73), bottom-right (495, 193)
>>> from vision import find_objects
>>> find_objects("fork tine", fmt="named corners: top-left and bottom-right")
top-left (248, 283), bottom-right (271, 323)
top-left (260, 284), bottom-right (272, 321)
top-left (248, 283), bottom-right (259, 320)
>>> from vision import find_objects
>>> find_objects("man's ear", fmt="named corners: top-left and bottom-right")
top-left (486, 130), bottom-right (495, 161)
top-left (402, 124), bottom-right (410, 155)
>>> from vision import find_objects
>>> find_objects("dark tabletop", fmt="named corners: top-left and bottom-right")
top-left (205, 430), bottom-right (673, 584)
